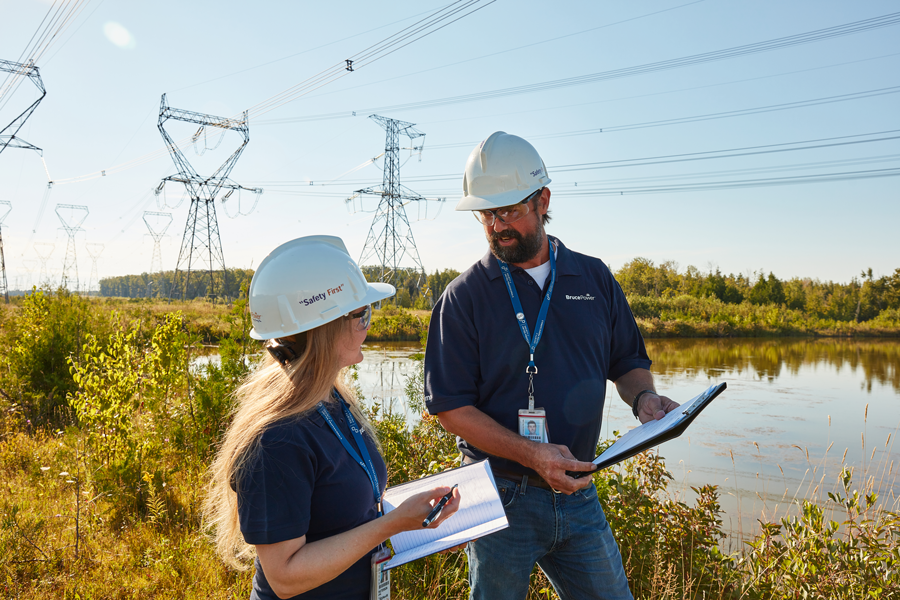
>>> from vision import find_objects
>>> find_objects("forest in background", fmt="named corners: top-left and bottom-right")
top-left (95, 260), bottom-right (900, 324)
top-left (88, 258), bottom-right (900, 338)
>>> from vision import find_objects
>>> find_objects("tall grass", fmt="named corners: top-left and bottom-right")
top-left (0, 290), bottom-right (897, 598)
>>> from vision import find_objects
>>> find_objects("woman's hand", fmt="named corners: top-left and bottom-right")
top-left (388, 486), bottom-right (462, 532)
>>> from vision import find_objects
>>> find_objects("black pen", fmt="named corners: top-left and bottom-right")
top-left (422, 484), bottom-right (458, 528)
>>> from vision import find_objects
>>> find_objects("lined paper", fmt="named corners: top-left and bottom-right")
top-left (381, 459), bottom-right (508, 570)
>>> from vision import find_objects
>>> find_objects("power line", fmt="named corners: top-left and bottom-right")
top-left (172, 2), bottom-right (459, 92)
top-left (424, 85), bottom-right (900, 150)
top-left (552, 167), bottom-right (900, 196)
top-left (258, 11), bottom-right (900, 124)
top-left (246, 129), bottom-right (900, 188)
top-left (550, 130), bottom-right (900, 173)
top-left (46, 0), bottom-right (496, 186)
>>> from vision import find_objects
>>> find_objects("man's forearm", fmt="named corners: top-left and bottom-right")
top-left (436, 405), bottom-right (537, 468)
top-left (435, 405), bottom-right (596, 493)
top-left (614, 368), bottom-right (656, 408)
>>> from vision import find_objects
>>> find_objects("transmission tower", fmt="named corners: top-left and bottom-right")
top-left (346, 115), bottom-right (442, 291)
top-left (55, 204), bottom-right (88, 291)
top-left (157, 94), bottom-right (260, 300)
top-left (85, 243), bottom-right (104, 294)
top-left (0, 59), bottom-right (46, 158)
top-left (18, 259), bottom-right (37, 291)
top-left (0, 201), bottom-right (10, 303)
top-left (33, 242), bottom-right (53, 286)
top-left (143, 211), bottom-right (172, 298)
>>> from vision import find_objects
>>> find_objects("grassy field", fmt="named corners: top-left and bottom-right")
top-left (1, 290), bottom-right (898, 598)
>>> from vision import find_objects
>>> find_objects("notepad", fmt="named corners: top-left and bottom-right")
top-left (381, 459), bottom-right (508, 570)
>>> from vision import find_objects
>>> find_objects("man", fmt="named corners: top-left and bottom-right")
top-left (423, 132), bottom-right (679, 600)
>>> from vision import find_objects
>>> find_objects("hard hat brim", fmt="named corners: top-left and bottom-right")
top-left (455, 181), bottom-right (550, 212)
top-left (249, 280), bottom-right (397, 340)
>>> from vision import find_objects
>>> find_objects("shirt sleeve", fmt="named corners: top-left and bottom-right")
top-left (424, 285), bottom-right (482, 415)
top-left (605, 269), bottom-right (652, 382)
top-left (237, 426), bottom-right (315, 545)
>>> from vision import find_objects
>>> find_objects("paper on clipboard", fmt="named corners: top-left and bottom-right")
top-left (381, 458), bottom-right (508, 570)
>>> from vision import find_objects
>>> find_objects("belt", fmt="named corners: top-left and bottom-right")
top-left (491, 468), bottom-right (556, 491)
top-left (462, 456), bottom-right (557, 491)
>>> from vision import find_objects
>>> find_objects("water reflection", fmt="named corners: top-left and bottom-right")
top-left (359, 338), bottom-right (900, 547)
top-left (646, 338), bottom-right (900, 391)
top-left (357, 342), bottom-right (423, 422)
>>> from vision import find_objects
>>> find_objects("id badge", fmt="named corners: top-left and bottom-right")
top-left (370, 546), bottom-right (391, 600)
top-left (518, 409), bottom-right (549, 443)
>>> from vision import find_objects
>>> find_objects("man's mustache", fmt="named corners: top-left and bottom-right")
top-left (491, 230), bottom-right (521, 241)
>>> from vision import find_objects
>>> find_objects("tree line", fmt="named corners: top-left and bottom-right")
top-left (99, 268), bottom-right (255, 300)
top-left (98, 259), bottom-right (900, 326)
top-left (99, 266), bottom-right (461, 306)
top-left (614, 258), bottom-right (900, 323)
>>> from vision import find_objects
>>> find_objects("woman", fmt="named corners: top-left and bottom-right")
top-left (206, 235), bottom-right (460, 599)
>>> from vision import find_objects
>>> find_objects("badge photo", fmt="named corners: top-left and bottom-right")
top-left (518, 409), bottom-right (548, 443)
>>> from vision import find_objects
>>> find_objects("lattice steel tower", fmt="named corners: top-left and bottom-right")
top-left (33, 242), bottom-right (53, 286)
top-left (157, 94), bottom-right (259, 300)
top-left (144, 211), bottom-right (172, 274)
top-left (143, 211), bottom-right (172, 298)
top-left (0, 201), bottom-right (11, 303)
top-left (85, 243), bottom-right (104, 294)
top-left (0, 59), bottom-right (46, 158)
top-left (55, 204), bottom-right (88, 291)
top-left (18, 259), bottom-right (37, 291)
top-left (348, 115), bottom-right (439, 289)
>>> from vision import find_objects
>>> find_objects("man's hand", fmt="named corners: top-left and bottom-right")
top-left (528, 443), bottom-right (596, 494)
top-left (636, 392), bottom-right (679, 423)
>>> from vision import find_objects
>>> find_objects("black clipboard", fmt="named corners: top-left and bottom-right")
top-left (569, 382), bottom-right (727, 478)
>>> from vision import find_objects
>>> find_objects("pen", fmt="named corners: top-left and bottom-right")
top-left (422, 484), bottom-right (458, 528)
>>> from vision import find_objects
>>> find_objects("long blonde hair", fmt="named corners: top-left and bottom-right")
top-left (204, 316), bottom-right (374, 569)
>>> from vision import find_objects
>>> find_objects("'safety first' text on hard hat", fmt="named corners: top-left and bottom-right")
top-left (248, 235), bottom-right (395, 340)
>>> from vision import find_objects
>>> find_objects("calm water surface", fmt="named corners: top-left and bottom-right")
top-left (360, 338), bottom-right (900, 545)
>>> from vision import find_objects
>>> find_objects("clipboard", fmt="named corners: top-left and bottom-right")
top-left (569, 382), bottom-right (727, 477)
top-left (380, 458), bottom-right (509, 569)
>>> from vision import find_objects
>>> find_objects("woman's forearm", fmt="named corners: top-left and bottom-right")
top-left (256, 486), bottom-right (458, 598)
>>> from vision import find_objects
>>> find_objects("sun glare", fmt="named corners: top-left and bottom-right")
top-left (103, 22), bottom-right (136, 49)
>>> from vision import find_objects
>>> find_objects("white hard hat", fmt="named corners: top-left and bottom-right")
top-left (248, 235), bottom-right (395, 340)
top-left (456, 131), bottom-right (552, 211)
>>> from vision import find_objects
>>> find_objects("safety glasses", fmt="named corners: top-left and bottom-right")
top-left (345, 304), bottom-right (372, 331)
top-left (473, 188), bottom-right (542, 226)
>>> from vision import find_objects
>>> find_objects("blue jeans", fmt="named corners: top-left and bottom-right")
top-left (467, 476), bottom-right (632, 600)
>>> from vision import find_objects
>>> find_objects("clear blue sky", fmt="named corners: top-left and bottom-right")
top-left (2, 0), bottom-right (898, 291)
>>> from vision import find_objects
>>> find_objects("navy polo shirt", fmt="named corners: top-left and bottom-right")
top-left (236, 395), bottom-right (387, 600)
top-left (424, 236), bottom-right (651, 476)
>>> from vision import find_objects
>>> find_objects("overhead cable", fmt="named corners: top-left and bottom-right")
top-left (258, 11), bottom-right (900, 124)
top-left (425, 85), bottom-right (900, 150)
top-left (47, 0), bottom-right (495, 185)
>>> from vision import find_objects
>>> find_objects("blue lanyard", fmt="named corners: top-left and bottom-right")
top-left (497, 244), bottom-right (557, 404)
top-left (317, 391), bottom-right (383, 516)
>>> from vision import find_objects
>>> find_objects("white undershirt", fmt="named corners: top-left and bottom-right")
top-left (523, 244), bottom-right (558, 290)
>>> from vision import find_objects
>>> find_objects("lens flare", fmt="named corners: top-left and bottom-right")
top-left (103, 22), bottom-right (136, 49)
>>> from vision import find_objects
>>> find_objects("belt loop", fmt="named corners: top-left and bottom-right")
top-left (520, 475), bottom-right (528, 495)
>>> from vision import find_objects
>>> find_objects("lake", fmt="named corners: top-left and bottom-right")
top-left (359, 338), bottom-right (900, 548)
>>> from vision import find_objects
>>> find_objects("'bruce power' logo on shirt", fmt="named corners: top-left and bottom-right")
top-left (300, 283), bottom-right (346, 307)
top-left (566, 293), bottom-right (595, 301)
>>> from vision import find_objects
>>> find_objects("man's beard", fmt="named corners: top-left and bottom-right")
top-left (489, 225), bottom-right (544, 264)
